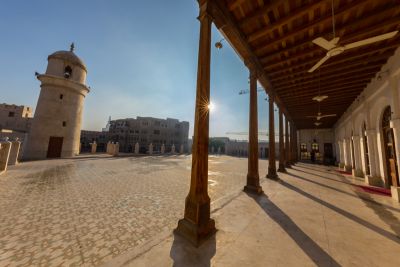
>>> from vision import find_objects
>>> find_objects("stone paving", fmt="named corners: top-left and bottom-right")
top-left (0, 154), bottom-right (257, 267)
top-left (106, 162), bottom-right (400, 267)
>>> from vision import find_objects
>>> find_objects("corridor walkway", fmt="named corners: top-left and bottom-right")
top-left (107, 162), bottom-right (400, 267)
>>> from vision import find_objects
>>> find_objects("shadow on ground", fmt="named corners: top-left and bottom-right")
top-left (169, 232), bottom-right (216, 267)
top-left (246, 192), bottom-right (341, 267)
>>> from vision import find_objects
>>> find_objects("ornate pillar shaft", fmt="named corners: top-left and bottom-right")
top-left (267, 96), bottom-right (278, 179)
top-left (278, 109), bottom-right (286, 172)
top-left (244, 66), bottom-right (262, 194)
top-left (285, 116), bottom-right (291, 167)
top-left (176, 4), bottom-right (216, 246)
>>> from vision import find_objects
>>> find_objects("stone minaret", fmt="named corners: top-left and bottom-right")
top-left (23, 44), bottom-right (90, 160)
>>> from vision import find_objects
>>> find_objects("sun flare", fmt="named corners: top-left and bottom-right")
top-left (208, 102), bottom-right (215, 112)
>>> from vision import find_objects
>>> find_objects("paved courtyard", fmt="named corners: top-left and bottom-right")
top-left (0, 154), bottom-right (254, 266)
top-left (1, 155), bottom-right (400, 267)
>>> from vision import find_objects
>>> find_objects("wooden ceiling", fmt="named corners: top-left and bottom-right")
top-left (212, 0), bottom-right (400, 129)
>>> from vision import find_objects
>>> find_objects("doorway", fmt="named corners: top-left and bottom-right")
top-left (382, 106), bottom-right (399, 187)
top-left (47, 137), bottom-right (63, 158)
top-left (323, 143), bottom-right (333, 165)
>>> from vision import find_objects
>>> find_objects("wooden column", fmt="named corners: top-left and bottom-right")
top-left (278, 108), bottom-right (286, 172)
top-left (291, 122), bottom-right (297, 164)
top-left (267, 95), bottom-right (278, 180)
top-left (285, 116), bottom-right (291, 168)
top-left (293, 126), bottom-right (298, 163)
top-left (244, 66), bottom-right (263, 194)
top-left (176, 2), bottom-right (216, 246)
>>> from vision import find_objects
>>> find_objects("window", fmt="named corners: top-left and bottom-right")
top-left (154, 130), bottom-right (160, 135)
top-left (62, 121), bottom-right (67, 127)
top-left (59, 94), bottom-right (64, 100)
top-left (8, 112), bottom-right (15, 117)
top-left (64, 66), bottom-right (72, 79)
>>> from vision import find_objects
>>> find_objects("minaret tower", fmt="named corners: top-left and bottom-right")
top-left (23, 44), bottom-right (90, 160)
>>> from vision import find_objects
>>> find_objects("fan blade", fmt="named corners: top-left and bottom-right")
top-left (320, 114), bottom-right (337, 118)
top-left (344, 31), bottom-right (398, 50)
top-left (308, 55), bottom-right (330, 73)
top-left (331, 37), bottom-right (340, 45)
top-left (312, 37), bottom-right (336, 50)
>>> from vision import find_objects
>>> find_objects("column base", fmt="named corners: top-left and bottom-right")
top-left (354, 169), bottom-right (364, 178)
top-left (365, 175), bottom-right (384, 187)
top-left (266, 170), bottom-right (279, 180)
top-left (344, 165), bottom-right (352, 172)
top-left (243, 184), bottom-right (263, 194)
top-left (339, 163), bottom-right (345, 168)
top-left (175, 217), bottom-right (216, 247)
top-left (278, 164), bottom-right (286, 173)
top-left (285, 163), bottom-right (292, 168)
top-left (390, 186), bottom-right (400, 202)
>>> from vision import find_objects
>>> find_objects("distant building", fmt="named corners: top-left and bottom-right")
top-left (0, 103), bottom-right (33, 133)
top-left (81, 116), bottom-right (190, 153)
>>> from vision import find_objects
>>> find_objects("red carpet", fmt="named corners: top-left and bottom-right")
top-left (336, 170), bottom-right (352, 175)
top-left (353, 185), bottom-right (392, 196)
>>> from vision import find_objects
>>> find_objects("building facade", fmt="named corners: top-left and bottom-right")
top-left (334, 47), bottom-right (400, 199)
top-left (81, 117), bottom-right (189, 153)
top-left (0, 103), bottom-right (33, 133)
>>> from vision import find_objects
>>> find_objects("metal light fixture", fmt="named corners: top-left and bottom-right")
top-left (215, 38), bottom-right (225, 49)
top-left (312, 95), bottom-right (329, 102)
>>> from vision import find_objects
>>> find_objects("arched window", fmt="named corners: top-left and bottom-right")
top-left (64, 66), bottom-right (72, 79)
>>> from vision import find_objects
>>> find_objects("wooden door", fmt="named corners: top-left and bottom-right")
top-left (382, 106), bottom-right (399, 187)
top-left (47, 137), bottom-right (63, 158)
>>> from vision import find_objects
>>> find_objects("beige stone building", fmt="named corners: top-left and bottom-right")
top-left (23, 44), bottom-right (90, 160)
top-left (81, 116), bottom-right (189, 153)
top-left (0, 103), bottom-right (32, 133)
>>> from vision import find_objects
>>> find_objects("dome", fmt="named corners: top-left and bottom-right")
top-left (48, 50), bottom-right (87, 72)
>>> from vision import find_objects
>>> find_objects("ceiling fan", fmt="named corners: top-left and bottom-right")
top-left (307, 112), bottom-right (336, 121)
top-left (308, 0), bottom-right (399, 73)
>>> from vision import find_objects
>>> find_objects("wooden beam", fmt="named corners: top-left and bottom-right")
top-left (256, 9), bottom-right (400, 59)
top-left (228, 0), bottom-right (247, 11)
top-left (263, 40), bottom-right (399, 72)
top-left (277, 75), bottom-right (371, 92)
top-left (237, 0), bottom-right (284, 18)
top-left (240, 0), bottom-right (330, 31)
top-left (210, 0), bottom-right (294, 121)
top-left (280, 85), bottom-right (365, 99)
top-left (266, 48), bottom-right (397, 78)
top-left (273, 67), bottom-right (379, 88)
top-left (248, 0), bottom-right (366, 43)
top-left (270, 60), bottom-right (386, 84)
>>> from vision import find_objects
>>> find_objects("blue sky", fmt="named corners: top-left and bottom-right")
top-left (0, 0), bottom-right (278, 140)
